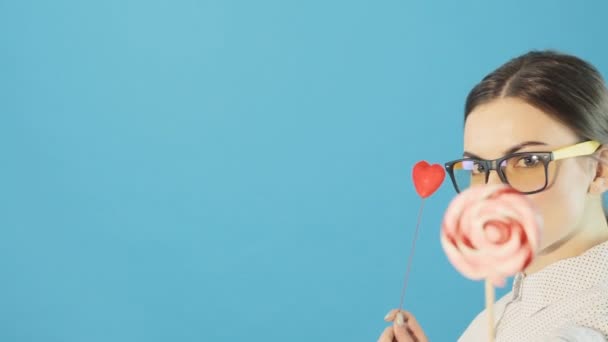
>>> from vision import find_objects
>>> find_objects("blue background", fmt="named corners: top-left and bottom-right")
top-left (2, 1), bottom-right (607, 341)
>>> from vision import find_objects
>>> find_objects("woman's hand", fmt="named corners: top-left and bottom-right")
top-left (377, 309), bottom-right (429, 342)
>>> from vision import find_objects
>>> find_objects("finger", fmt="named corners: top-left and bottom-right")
top-left (384, 309), bottom-right (412, 322)
top-left (400, 312), bottom-right (428, 341)
top-left (392, 312), bottom-right (415, 342)
top-left (384, 309), bottom-right (402, 322)
top-left (377, 326), bottom-right (394, 342)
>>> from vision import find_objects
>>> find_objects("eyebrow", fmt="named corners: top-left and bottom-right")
top-left (463, 141), bottom-right (548, 159)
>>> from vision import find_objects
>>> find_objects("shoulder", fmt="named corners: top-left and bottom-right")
top-left (538, 285), bottom-right (608, 340)
top-left (566, 285), bottom-right (608, 336)
top-left (546, 325), bottom-right (607, 341)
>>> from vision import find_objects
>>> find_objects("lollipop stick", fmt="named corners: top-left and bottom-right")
top-left (398, 199), bottom-right (426, 311)
top-left (485, 279), bottom-right (495, 342)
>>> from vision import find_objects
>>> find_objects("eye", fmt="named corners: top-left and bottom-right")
top-left (472, 162), bottom-right (486, 174)
top-left (514, 155), bottom-right (542, 168)
top-left (460, 160), bottom-right (486, 174)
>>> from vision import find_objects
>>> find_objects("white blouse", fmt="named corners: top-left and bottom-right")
top-left (458, 240), bottom-right (608, 341)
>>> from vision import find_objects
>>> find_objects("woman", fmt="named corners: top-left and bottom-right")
top-left (379, 50), bottom-right (608, 341)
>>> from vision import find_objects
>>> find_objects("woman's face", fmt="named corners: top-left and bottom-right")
top-left (463, 97), bottom-right (596, 253)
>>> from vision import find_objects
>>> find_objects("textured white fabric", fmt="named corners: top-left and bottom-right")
top-left (547, 325), bottom-right (606, 341)
top-left (458, 240), bottom-right (608, 341)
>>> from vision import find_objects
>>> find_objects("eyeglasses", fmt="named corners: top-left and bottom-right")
top-left (444, 140), bottom-right (601, 195)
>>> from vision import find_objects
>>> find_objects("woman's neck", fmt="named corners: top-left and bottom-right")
top-left (524, 204), bottom-right (608, 275)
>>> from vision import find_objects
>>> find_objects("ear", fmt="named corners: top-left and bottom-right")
top-left (589, 146), bottom-right (608, 195)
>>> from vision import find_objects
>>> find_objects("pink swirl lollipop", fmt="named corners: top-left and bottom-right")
top-left (440, 184), bottom-right (542, 287)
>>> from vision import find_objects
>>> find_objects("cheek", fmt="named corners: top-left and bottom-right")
top-left (529, 162), bottom-right (589, 246)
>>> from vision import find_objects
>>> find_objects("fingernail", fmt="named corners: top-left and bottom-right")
top-left (384, 312), bottom-right (391, 321)
top-left (396, 312), bottom-right (405, 326)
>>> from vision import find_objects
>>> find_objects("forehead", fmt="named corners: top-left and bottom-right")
top-left (463, 97), bottom-right (579, 159)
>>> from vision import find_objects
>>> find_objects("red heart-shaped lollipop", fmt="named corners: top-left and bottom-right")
top-left (412, 161), bottom-right (446, 198)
